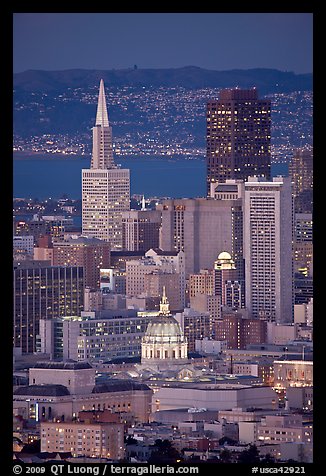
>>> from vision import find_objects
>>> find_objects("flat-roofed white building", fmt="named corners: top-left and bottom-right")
top-left (257, 414), bottom-right (313, 445)
top-left (152, 383), bottom-right (277, 412)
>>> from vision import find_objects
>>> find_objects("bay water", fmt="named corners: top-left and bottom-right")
top-left (13, 154), bottom-right (288, 200)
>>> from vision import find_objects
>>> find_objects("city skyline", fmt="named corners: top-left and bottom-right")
top-left (13, 13), bottom-right (313, 74)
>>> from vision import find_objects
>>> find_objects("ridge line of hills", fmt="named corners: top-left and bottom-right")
top-left (14, 66), bottom-right (312, 93)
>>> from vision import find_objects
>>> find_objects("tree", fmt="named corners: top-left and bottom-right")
top-left (219, 448), bottom-right (232, 463)
top-left (21, 439), bottom-right (41, 454)
top-left (261, 453), bottom-right (276, 463)
top-left (219, 436), bottom-right (238, 446)
top-left (237, 444), bottom-right (260, 464)
top-left (148, 439), bottom-right (182, 463)
top-left (125, 436), bottom-right (138, 445)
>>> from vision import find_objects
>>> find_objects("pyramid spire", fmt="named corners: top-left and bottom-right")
top-left (95, 79), bottom-right (110, 127)
top-left (91, 79), bottom-right (114, 169)
top-left (141, 195), bottom-right (146, 211)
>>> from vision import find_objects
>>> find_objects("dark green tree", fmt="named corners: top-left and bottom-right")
top-left (237, 444), bottom-right (260, 464)
top-left (21, 439), bottom-right (41, 454)
top-left (219, 448), bottom-right (232, 463)
top-left (148, 439), bottom-right (182, 463)
top-left (125, 436), bottom-right (138, 445)
top-left (219, 436), bottom-right (238, 446)
top-left (261, 453), bottom-right (276, 463)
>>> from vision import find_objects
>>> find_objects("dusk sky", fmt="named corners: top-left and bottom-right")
top-left (13, 12), bottom-right (313, 74)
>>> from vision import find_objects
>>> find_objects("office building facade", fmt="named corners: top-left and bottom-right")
top-left (289, 148), bottom-right (313, 213)
top-left (121, 209), bottom-right (161, 252)
top-left (158, 198), bottom-right (243, 277)
top-left (244, 176), bottom-right (293, 323)
top-left (206, 88), bottom-right (271, 193)
top-left (37, 310), bottom-right (152, 362)
top-left (13, 261), bottom-right (84, 353)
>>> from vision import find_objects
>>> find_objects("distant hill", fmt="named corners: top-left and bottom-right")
top-left (13, 66), bottom-right (312, 94)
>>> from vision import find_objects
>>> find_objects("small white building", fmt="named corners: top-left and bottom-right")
top-left (195, 338), bottom-right (227, 355)
top-left (13, 235), bottom-right (34, 255)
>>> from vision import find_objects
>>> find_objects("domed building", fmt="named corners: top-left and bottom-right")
top-left (141, 287), bottom-right (188, 369)
top-left (214, 251), bottom-right (235, 270)
top-left (214, 250), bottom-right (243, 309)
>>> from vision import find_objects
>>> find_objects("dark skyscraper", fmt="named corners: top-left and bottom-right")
top-left (206, 88), bottom-right (271, 194)
top-left (13, 261), bottom-right (84, 354)
top-left (289, 148), bottom-right (313, 213)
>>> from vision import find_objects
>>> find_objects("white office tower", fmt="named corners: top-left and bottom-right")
top-left (82, 79), bottom-right (130, 249)
top-left (244, 176), bottom-right (293, 323)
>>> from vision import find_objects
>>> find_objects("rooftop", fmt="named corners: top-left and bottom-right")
top-left (92, 379), bottom-right (151, 393)
top-left (14, 384), bottom-right (70, 396)
top-left (32, 360), bottom-right (93, 370)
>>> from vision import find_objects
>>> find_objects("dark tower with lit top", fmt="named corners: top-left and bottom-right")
top-left (206, 88), bottom-right (271, 195)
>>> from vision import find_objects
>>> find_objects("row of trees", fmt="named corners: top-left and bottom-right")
top-left (127, 438), bottom-right (280, 464)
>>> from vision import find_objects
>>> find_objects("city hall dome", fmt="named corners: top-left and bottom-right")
top-left (141, 287), bottom-right (188, 364)
top-left (143, 316), bottom-right (186, 345)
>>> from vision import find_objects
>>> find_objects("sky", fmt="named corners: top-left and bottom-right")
top-left (13, 12), bottom-right (313, 74)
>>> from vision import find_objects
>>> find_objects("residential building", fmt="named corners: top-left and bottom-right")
top-left (33, 235), bottom-right (54, 264)
top-left (53, 236), bottom-right (111, 289)
top-left (40, 420), bottom-right (125, 460)
top-left (189, 294), bottom-right (221, 321)
top-left (257, 414), bottom-right (313, 445)
top-left (189, 269), bottom-right (214, 299)
top-left (175, 308), bottom-right (215, 352)
top-left (214, 311), bottom-right (267, 350)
